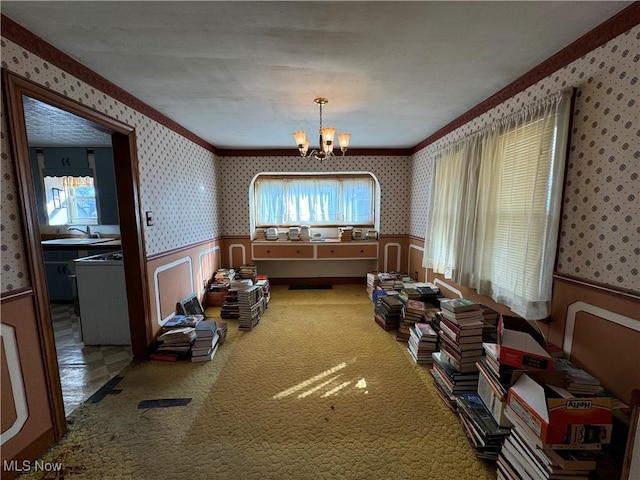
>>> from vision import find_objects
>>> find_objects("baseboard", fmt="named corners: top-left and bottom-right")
top-left (268, 277), bottom-right (365, 286)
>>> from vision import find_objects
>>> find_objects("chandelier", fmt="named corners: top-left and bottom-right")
top-left (293, 97), bottom-right (350, 161)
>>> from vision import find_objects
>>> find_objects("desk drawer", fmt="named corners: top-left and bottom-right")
top-left (316, 244), bottom-right (378, 259)
top-left (252, 244), bottom-right (314, 259)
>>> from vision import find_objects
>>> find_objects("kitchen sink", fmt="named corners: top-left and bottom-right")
top-left (41, 238), bottom-right (112, 245)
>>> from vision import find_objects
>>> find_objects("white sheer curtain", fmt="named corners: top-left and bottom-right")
top-left (424, 90), bottom-right (572, 319)
top-left (255, 176), bottom-right (373, 226)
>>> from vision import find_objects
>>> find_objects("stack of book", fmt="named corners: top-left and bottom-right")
top-left (154, 327), bottom-right (196, 357)
top-left (397, 299), bottom-right (427, 342)
top-left (338, 226), bottom-right (353, 241)
top-left (373, 295), bottom-right (404, 331)
top-left (416, 285), bottom-right (440, 306)
top-left (377, 272), bottom-right (404, 292)
top-left (238, 264), bottom-right (258, 281)
top-left (254, 228), bottom-right (266, 241)
top-left (476, 342), bottom-right (512, 429)
top-left (215, 321), bottom-right (228, 344)
top-left (160, 314), bottom-right (201, 333)
top-left (238, 284), bottom-right (264, 330)
top-left (265, 229), bottom-right (279, 241)
top-left (190, 320), bottom-right (220, 362)
top-left (407, 322), bottom-right (438, 365)
top-left (480, 304), bottom-right (500, 342)
top-left (255, 274), bottom-right (270, 306)
top-left (438, 312), bottom-right (485, 375)
top-left (498, 427), bottom-right (597, 480)
top-left (215, 268), bottom-right (236, 283)
top-left (431, 351), bottom-right (481, 406)
top-left (552, 358), bottom-right (604, 395)
top-left (456, 392), bottom-right (511, 461)
top-left (366, 271), bottom-right (381, 299)
top-left (400, 286), bottom-right (421, 302)
top-left (287, 226), bottom-right (301, 241)
top-left (220, 289), bottom-right (239, 319)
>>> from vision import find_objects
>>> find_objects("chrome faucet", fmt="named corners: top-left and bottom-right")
top-left (68, 226), bottom-right (91, 237)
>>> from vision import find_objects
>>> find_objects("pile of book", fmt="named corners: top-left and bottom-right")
top-left (397, 298), bottom-right (427, 342)
top-left (255, 274), bottom-right (270, 306)
top-left (338, 226), bottom-right (353, 241)
top-left (431, 351), bottom-right (481, 409)
top-left (159, 314), bottom-right (201, 332)
top-left (265, 228), bottom-right (279, 241)
top-left (216, 321), bottom-right (228, 344)
top-left (438, 298), bottom-right (485, 374)
top-left (499, 429), bottom-right (597, 480)
top-left (407, 322), bottom-right (438, 364)
top-left (220, 289), bottom-right (239, 319)
top-left (456, 392), bottom-right (511, 461)
top-left (238, 264), bottom-right (258, 281)
top-left (498, 371), bottom-right (605, 480)
top-left (373, 295), bottom-right (404, 331)
top-left (154, 327), bottom-right (196, 358)
top-left (238, 285), bottom-right (265, 330)
top-left (191, 320), bottom-right (220, 362)
top-left (415, 284), bottom-right (440, 306)
top-left (366, 271), bottom-right (381, 299)
top-left (552, 357), bottom-right (604, 395)
top-left (215, 268), bottom-right (236, 283)
top-left (480, 305), bottom-right (500, 342)
top-left (254, 228), bottom-right (266, 241)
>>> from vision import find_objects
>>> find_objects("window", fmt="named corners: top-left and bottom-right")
top-left (424, 90), bottom-right (572, 319)
top-left (254, 174), bottom-right (375, 227)
top-left (43, 175), bottom-right (98, 226)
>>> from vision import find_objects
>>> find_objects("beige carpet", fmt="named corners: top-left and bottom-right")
top-left (22, 285), bottom-right (496, 479)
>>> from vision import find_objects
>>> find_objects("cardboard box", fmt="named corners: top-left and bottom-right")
top-left (498, 315), bottom-right (552, 370)
top-left (477, 365), bottom-right (512, 428)
top-left (506, 371), bottom-right (612, 447)
top-left (206, 291), bottom-right (227, 307)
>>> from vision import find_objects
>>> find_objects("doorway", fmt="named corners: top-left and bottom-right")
top-left (2, 69), bottom-right (151, 440)
top-left (24, 96), bottom-right (133, 415)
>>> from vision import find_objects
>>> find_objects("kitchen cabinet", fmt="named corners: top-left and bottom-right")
top-left (42, 247), bottom-right (118, 302)
top-left (43, 250), bottom-right (79, 301)
top-left (43, 147), bottom-right (89, 169)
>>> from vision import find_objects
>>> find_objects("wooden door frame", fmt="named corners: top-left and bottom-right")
top-left (2, 69), bottom-right (151, 440)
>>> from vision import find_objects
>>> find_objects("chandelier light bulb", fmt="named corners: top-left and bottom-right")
top-left (293, 98), bottom-right (350, 160)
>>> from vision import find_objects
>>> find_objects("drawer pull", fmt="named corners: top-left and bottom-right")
top-left (330, 250), bottom-right (334, 253)
top-left (360, 250), bottom-right (364, 253)
top-left (297, 250), bottom-right (300, 254)
top-left (266, 250), bottom-right (270, 254)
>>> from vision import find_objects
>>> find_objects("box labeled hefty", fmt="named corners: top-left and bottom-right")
top-left (506, 371), bottom-right (612, 447)
top-left (498, 315), bottom-right (552, 370)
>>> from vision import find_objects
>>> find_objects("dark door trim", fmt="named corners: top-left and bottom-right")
top-left (2, 69), bottom-right (151, 440)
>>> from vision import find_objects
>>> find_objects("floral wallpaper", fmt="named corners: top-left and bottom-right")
top-left (1, 37), bottom-right (219, 292)
top-left (216, 155), bottom-right (411, 237)
top-left (2, 23), bottom-right (638, 294)
top-left (410, 25), bottom-right (640, 293)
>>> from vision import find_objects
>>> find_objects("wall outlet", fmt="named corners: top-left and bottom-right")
top-left (145, 211), bottom-right (154, 226)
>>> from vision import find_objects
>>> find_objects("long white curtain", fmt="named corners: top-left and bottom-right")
top-left (424, 90), bottom-right (572, 319)
top-left (255, 176), bottom-right (373, 226)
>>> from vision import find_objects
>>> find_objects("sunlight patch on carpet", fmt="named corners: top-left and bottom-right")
top-left (272, 362), bottom-right (347, 399)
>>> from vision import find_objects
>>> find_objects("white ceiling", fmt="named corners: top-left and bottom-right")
top-left (2, 1), bottom-right (632, 150)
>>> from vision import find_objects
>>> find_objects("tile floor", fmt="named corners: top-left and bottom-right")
top-left (51, 303), bottom-right (132, 415)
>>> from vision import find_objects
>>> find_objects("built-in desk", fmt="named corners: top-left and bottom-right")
top-left (251, 240), bottom-right (378, 278)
